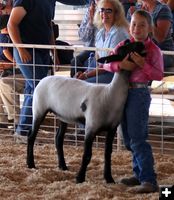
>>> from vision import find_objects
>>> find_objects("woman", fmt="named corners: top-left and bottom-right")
top-left (77, 0), bottom-right (130, 83)
top-left (76, 0), bottom-right (130, 132)
top-left (127, 0), bottom-right (174, 70)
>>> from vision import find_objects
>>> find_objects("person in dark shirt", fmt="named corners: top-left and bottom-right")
top-left (7, 0), bottom-right (59, 138)
top-left (7, 0), bottom-right (90, 139)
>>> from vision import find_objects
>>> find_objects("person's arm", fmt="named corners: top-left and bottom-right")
top-left (142, 3), bottom-right (173, 43)
top-left (78, 7), bottom-right (96, 42)
top-left (50, 22), bottom-right (60, 71)
top-left (0, 62), bottom-right (14, 71)
top-left (3, 48), bottom-right (13, 62)
top-left (77, 68), bottom-right (106, 80)
top-left (0, 33), bottom-right (14, 63)
top-left (0, 44), bottom-right (14, 70)
top-left (0, 47), bottom-right (14, 70)
top-left (7, 6), bottom-right (32, 63)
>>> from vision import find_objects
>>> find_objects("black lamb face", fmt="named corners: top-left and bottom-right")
top-left (97, 39), bottom-right (147, 64)
top-left (118, 41), bottom-right (146, 58)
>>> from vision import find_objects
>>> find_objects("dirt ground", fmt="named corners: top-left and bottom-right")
top-left (0, 133), bottom-right (174, 200)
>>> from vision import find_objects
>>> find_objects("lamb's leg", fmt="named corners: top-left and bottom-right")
top-left (55, 121), bottom-right (68, 170)
top-left (76, 131), bottom-right (95, 183)
top-left (27, 117), bottom-right (44, 168)
top-left (104, 128), bottom-right (117, 183)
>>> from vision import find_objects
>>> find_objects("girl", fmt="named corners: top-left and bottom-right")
top-left (104, 10), bottom-right (163, 193)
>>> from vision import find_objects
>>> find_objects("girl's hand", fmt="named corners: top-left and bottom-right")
top-left (18, 48), bottom-right (32, 63)
top-left (119, 54), bottom-right (137, 71)
top-left (129, 52), bottom-right (145, 68)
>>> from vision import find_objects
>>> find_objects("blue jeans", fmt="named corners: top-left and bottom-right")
top-left (121, 88), bottom-right (157, 185)
top-left (14, 48), bottom-right (50, 135)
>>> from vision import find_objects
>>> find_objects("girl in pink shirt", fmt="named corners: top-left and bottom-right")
top-left (104, 10), bottom-right (164, 193)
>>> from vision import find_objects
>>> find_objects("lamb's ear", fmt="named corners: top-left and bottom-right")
top-left (97, 56), bottom-right (108, 64)
top-left (124, 39), bottom-right (131, 45)
top-left (97, 55), bottom-right (121, 64)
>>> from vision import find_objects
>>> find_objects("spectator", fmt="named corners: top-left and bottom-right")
top-left (103, 9), bottom-right (163, 193)
top-left (7, 0), bottom-right (59, 138)
top-left (70, 0), bottom-right (99, 77)
top-left (159, 0), bottom-right (174, 38)
top-left (7, 0), bottom-right (91, 140)
top-left (52, 22), bottom-right (74, 65)
top-left (0, 14), bottom-right (24, 129)
top-left (77, 0), bottom-right (130, 84)
top-left (127, 0), bottom-right (174, 70)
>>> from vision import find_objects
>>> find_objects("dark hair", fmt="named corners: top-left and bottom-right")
top-left (133, 9), bottom-right (153, 26)
top-left (0, 14), bottom-right (9, 30)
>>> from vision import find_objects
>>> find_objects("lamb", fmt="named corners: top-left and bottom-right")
top-left (27, 69), bottom-right (130, 184)
top-left (97, 39), bottom-right (146, 64)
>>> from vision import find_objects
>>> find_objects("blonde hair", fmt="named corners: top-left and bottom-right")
top-left (93, 0), bottom-right (129, 29)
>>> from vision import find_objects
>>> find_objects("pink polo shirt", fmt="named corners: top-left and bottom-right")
top-left (103, 37), bottom-right (164, 83)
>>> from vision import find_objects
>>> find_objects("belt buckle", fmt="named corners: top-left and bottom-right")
top-left (129, 82), bottom-right (147, 88)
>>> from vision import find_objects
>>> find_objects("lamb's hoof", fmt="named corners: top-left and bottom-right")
top-left (106, 177), bottom-right (115, 184)
top-left (27, 164), bottom-right (36, 169)
top-left (76, 175), bottom-right (85, 184)
top-left (59, 165), bottom-right (68, 171)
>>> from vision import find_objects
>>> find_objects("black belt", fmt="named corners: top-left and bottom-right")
top-left (129, 82), bottom-right (148, 88)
